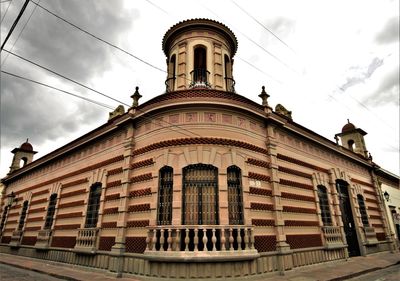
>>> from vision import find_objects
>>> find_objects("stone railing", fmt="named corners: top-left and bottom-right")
top-left (74, 228), bottom-right (99, 252)
top-left (9, 230), bottom-right (22, 247)
top-left (363, 226), bottom-right (378, 245)
top-left (145, 225), bottom-right (259, 261)
top-left (322, 226), bottom-right (345, 248)
top-left (35, 229), bottom-right (52, 248)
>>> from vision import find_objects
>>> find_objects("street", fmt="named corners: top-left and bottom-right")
top-left (347, 264), bottom-right (400, 281)
top-left (0, 263), bottom-right (64, 281)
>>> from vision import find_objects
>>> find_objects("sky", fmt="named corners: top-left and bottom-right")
top-left (0, 0), bottom-right (399, 178)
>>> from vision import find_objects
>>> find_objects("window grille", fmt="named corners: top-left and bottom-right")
top-left (0, 206), bottom-right (9, 232)
top-left (18, 200), bottom-right (29, 231)
top-left (317, 186), bottom-right (332, 226)
top-left (44, 193), bottom-right (57, 229)
top-left (227, 166), bottom-right (243, 225)
top-left (357, 195), bottom-right (369, 226)
top-left (182, 164), bottom-right (218, 225)
top-left (157, 166), bottom-right (173, 225)
top-left (85, 183), bottom-right (102, 228)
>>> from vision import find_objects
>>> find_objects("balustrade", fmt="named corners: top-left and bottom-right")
top-left (75, 228), bottom-right (99, 252)
top-left (322, 226), bottom-right (344, 248)
top-left (145, 225), bottom-right (258, 261)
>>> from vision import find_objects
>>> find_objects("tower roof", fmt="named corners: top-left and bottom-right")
top-left (341, 121), bottom-right (356, 133)
top-left (19, 139), bottom-right (33, 151)
top-left (162, 18), bottom-right (238, 57)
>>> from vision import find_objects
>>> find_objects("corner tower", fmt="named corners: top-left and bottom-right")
top-left (162, 19), bottom-right (238, 92)
top-left (336, 120), bottom-right (368, 158)
top-left (9, 139), bottom-right (37, 174)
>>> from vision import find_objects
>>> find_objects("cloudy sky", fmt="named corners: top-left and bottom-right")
top-left (1, 0), bottom-right (399, 177)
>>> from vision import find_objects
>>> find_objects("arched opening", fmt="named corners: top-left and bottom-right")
top-left (227, 166), bottom-right (243, 225)
top-left (347, 139), bottom-right (355, 151)
top-left (157, 166), bottom-right (173, 225)
top-left (317, 185), bottom-right (332, 226)
top-left (18, 200), bottom-right (29, 231)
top-left (191, 46), bottom-right (210, 87)
top-left (85, 182), bottom-right (102, 228)
top-left (166, 55), bottom-right (176, 92)
top-left (19, 157), bottom-right (28, 167)
top-left (224, 55), bottom-right (235, 92)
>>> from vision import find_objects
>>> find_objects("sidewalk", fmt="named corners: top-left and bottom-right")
top-left (0, 251), bottom-right (399, 281)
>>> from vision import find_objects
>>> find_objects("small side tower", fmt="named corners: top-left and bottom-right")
top-left (335, 120), bottom-right (368, 158)
top-left (9, 139), bottom-right (37, 174)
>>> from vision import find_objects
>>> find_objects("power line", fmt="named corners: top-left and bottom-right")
top-left (144, 0), bottom-right (168, 15)
top-left (230, 0), bottom-right (296, 54)
top-left (1, 0), bottom-right (41, 67)
top-left (236, 56), bottom-right (283, 85)
top-left (1, 70), bottom-right (115, 109)
top-left (30, 0), bottom-right (167, 74)
top-left (1, 0), bottom-right (29, 51)
top-left (3, 49), bottom-right (131, 107)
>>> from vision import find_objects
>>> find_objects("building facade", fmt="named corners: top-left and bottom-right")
top-left (0, 19), bottom-right (397, 279)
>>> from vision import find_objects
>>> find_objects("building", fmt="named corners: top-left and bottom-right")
top-left (0, 19), bottom-right (397, 279)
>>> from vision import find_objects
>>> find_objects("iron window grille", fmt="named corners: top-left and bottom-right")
top-left (157, 166), bottom-right (173, 225)
top-left (317, 185), bottom-right (332, 226)
top-left (18, 200), bottom-right (29, 231)
top-left (357, 195), bottom-right (369, 226)
top-left (84, 183), bottom-right (102, 228)
top-left (182, 164), bottom-right (218, 225)
top-left (227, 166), bottom-right (244, 225)
top-left (44, 193), bottom-right (57, 229)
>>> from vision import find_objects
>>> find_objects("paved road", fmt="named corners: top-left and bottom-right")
top-left (0, 263), bottom-right (65, 281)
top-left (347, 264), bottom-right (400, 281)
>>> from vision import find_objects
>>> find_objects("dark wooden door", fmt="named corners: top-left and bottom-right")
top-left (336, 181), bottom-right (360, 256)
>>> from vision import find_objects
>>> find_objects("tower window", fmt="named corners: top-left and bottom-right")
top-left (44, 193), bottom-right (57, 229)
top-left (317, 186), bottom-right (332, 226)
top-left (191, 46), bottom-right (210, 87)
top-left (157, 166), bottom-right (173, 225)
top-left (348, 139), bottom-right (355, 151)
top-left (227, 166), bottom-right (243, 225)
top-left (85, 183), bottom-right (102, 228)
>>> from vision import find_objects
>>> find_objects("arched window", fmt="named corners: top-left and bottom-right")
top-left (317, 186), bottom-right (332, 226)
top-left (166, 55), bottom-right (176, 91)
top-left (44, 193), bottom-right (57, 229)
top-left (227, 166), bottom-right (243, 225)
top-left (357, 195), bottom-right (369, 226)
top-left (182, 164), bottom-right (218, 225)
top-left (224, 55), bottom-right (234, 92)
top-left (347, 139), bottom-right (355, 151)
top-left (85, 183), bottom-right (102, 228)
top-left (191, 46), bottom-right (209, 85)
top-left (157, 166), bottom-right (173, 225)
top-left (18, 200), bottom-right (29, 231)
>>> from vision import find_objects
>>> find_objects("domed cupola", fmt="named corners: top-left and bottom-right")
top-left (9, 139), bottom-right (37, 174)
top-left (162, 19), bottom-right (238, 93)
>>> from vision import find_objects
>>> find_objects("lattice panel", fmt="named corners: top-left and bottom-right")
top-left (286, 234), bottom-right (322, 249)
top-left (126, 220), bottom-right (149, 228)
top-left (101, 222), bottom-right (117, 228)
top-left (21, 236), bottom-right (37, 245)
top-left (125, 237), bottom-right (146, 253)
top-left (51, 236), bottom-right (76, 248)
top-left (129, 188), bottom-right (152, 198)
top-left (376, 232), bottom-right (386, 241)
top-left (250, 203), bottom-right (273, 211)
top-left (254, 235), bottom-right (276, 252)
top-left (98, 236), bottom-right (115, 251)
top-left (1, 236), bottom-right (11, 244)
top-left (252, 219), bottom-right (275, 226)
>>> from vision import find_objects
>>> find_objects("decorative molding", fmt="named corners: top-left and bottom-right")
top-left (281, 192), bottom-right (315, 202)
top-left (249, 187), bottom-right (272, 197)
top-left (248, 172), bottom-right (270, 182)
top-left (277, 154), bottom-right (329, 173)
top-left (130, 173), bottom-right (152, 184)
top-left (280, 179), bottom-right (313, 191)
top-left (131, 159), bottom-right (155, 170)
top-left (129, 188), bottom-right (152, 198)
top-left (246, 158), bottom-right (270, 169)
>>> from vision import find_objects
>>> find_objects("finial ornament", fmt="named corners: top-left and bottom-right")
top-left (258, 85), bottom-right (270, 106)
top-left (131, 86), bottom-right (142, 107)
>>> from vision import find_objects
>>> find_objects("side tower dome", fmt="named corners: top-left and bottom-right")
top-left (335, 120), bottom-right (368, 158)
top-left (162, 19), bottom-right (238, 92)
top-left (9, 139), bottom-right (37, 174)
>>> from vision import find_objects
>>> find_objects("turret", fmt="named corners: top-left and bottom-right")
top-left (9, 139), bottom-right (37, 174)
top-left (335, 120), bottom-right (368, 158)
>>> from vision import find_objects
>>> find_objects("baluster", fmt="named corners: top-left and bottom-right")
top-left (202, 227), bottom-right (207, 251)
top-left (220, 228), bottom-right (226, 251)
top-left (175, 229), bottom-right (180, 251)
top-left (243, 227), bottom-right (249, 250)
top-left (167, 228), bottom-right (172, 251)
top-left (237, 227), bottom-right (242, 251)
top-left (212, 228), bottom-right (217, 251)
top-left (229, 228), bottom-right (234, 251)
top-left (249, 227), bottom-right (255, 250)
top-left (184, 228), bottom-right (189, 252)
top-left (145, 230), bottom-right (151, 251)
top-left (194, 228), bottom-right (199, 251)
top-left (160, 229), bottom-right (165, 251)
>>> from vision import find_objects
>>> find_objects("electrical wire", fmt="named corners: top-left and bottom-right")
top-left (1, 0), bottom-right (41, 67)
top-left (0, 0), bottom-right (13, 24)
top-left (1, 70), bottom-right (115, 109)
